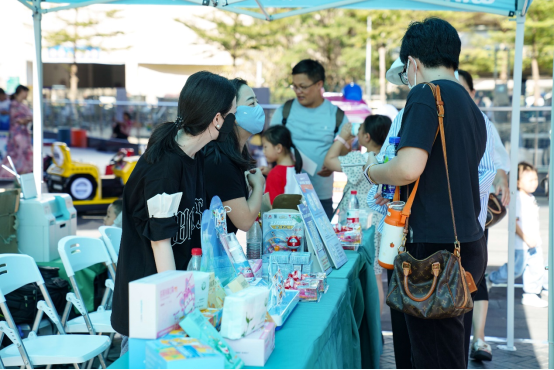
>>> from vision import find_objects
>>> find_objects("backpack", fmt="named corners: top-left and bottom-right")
top-left (281, 99), bottom-right (345, 135)
top-left (1, 266), bottom-right (70, 325)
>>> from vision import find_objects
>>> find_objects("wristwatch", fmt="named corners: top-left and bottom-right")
top-left (363, 163), bottom-right (379, 185)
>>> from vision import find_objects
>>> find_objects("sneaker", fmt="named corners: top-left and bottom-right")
top-left (485, 274), bottom-right (493, 292)
top-left (470, 338), bottom-right (492, 361)
top-left (522, 293), bottom-right (548, 308)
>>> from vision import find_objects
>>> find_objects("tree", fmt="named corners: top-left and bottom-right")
top-left (45, 9), bottom-right (125, 100)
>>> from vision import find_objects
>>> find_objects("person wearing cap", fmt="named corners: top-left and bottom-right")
top-left (364, 18), bottom-right (496, 368)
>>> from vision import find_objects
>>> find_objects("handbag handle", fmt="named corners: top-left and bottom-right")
top-left (402, 261), bottom-right (441, 302)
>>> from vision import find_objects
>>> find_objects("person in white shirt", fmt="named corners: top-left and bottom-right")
top-left (488, 162), bottom-right (548, 308)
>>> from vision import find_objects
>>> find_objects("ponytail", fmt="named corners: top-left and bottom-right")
top-left (290, 143), bottom-right (303, 174)
top-left (143, 121), bottom-right (180, 164)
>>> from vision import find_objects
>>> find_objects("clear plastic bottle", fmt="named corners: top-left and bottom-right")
top-left (382, 137), bottom-right (401, 199)
top-left (346, 190), bottom-right (360, 226)
top-left (246, 219), bottom-right (262, 259)
top-left (187, 248), bottom-right (202, 271)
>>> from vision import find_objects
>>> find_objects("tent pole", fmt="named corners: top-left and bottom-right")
top-left (498, 12), bottom-right (525, 353)
top-left (32, 0), bottom-right (43, 197)
top-left (548, 49), bottom-right (554, 369)
top-left (365, 16), bottom-right (371, 101)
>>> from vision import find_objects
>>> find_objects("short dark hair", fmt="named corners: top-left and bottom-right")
top-left (292, 59), bottom-right (325, 84)
top-left (0, 88), bottom-right (5, 95)
top-left (400, 18), bottom-right (461, 70)
top-left (111, 199), bottom-right (123, 215)
top-left (123, 111), bottom-right (131, 119)
top-left (518, 162), bottom-right (537, 180)
top-left (363, 114), bottom-right (392, 147)
top-left (457, 70), bottom-right (474, 92)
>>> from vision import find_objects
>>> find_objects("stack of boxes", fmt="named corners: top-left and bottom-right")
top-left (268, 252), bottom-right (312, 277)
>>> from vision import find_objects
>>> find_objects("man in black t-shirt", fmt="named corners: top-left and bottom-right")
top-left (365, 18), bottom-right (488, 369)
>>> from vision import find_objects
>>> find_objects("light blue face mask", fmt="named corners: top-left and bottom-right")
top-left (235, 104), bottom-right (266, 134)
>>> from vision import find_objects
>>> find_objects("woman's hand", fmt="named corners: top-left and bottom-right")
top-left (374, 190), bottom-right (390, 206)
top-left (493, 169), bottom-right (510, 206)
top-left (339, 122), bottom-right (353, 140)
top-left (246, 168), bottom-right (265, 189)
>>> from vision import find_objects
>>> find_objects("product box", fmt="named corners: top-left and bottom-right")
top-left (145, 337), bottom-right (224, 369)
top-left (192, 272), bottom-right (210, 310)
top-left (248, 259), bottom-right (263, 279)
top-left (289, 252), bottom-right (311, 265)
top-left (269, 251), bottom-right (291, 264)
top-left (129, 271), bottom-right (195, 339)
top-left (201, 308), bottom-right (223, 331)
top-left (262, 210), bottom-right (304, 254)
top-left (180, 309), bottom-right (244, 369)
top-left (220, 286), bottom-right (270, 340)
top-left (129, 329), bottom-right (186, 369)
top-left (302, 260), bottom-right (313, 274)
top-left (224, 274), bottom-right (250, 295)
top-left (0, 190), bottom-right (19, 254)
top-left (227, 321), bottom-right (276, 366)
top-left (297, 279), bottom-right (321, 302)
top-left (208, 274), bottom-right (226, 309)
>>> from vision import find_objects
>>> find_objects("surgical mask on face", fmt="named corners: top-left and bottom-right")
top-left (216, 113), bottom-right (236, 142)
top-left (236, 104), bottom-right (266, 134)
top-left (407, 59), bottom-right (417, 90)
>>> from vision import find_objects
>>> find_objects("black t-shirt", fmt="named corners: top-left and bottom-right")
top-left (397, 80), bottom-right (486, 244)
top-left (203, 147), bottom-right (249, 234)
top-left (111, 150), bottom-right (205, 336)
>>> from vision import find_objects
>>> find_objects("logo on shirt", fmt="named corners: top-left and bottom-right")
top-left (172, 198), bottom-right (203, 246)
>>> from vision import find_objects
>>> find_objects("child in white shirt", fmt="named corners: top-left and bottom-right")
top-left (488, 162), bottom-right (548, 307)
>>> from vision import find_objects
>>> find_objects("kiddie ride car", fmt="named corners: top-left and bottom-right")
top-left (46, 142), bottom-right (138, 210)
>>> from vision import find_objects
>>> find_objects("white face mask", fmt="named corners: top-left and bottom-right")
top-left (407, 59), bottom-right (417, 90)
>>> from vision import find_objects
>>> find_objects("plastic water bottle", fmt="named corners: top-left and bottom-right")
top-left (187, 248), bottom-right (202, 271)
top-left (346, 190), bottom-right (360, 226)
top-left (246, 220), bottom-right (262, 259)
top-left (382, 137), bottom-right (401, 199)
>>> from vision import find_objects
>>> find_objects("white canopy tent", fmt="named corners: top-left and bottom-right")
top-left (16, 0), bottom-right (552, 365)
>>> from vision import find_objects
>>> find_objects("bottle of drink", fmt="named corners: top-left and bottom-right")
top-left (382, 137), bottom-right (401, 200)
top-left (246, 219), bottom-right (262, 259)
top-left (187, 248), bottom-right (203, 271)
top-left (346, 190), bottom-right (360, 227)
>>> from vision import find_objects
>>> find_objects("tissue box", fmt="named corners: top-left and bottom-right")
top-left (227, 321), bottom-right (275, 366)
top-left (262, 210), bottom-right (304, 253)
top-left (248, 259), bottom-right (262, 279)
top-left (292, 264), bottom-right (302, 272)
top-left (145, 337), bottom-right (224, 369)
top-left (220, 287), bottom-right (270, 340)
top-left (270, 251), bottom-right (291, 264)
top-left (180, 309), bottom-right (244, 369)
top-left (208, 275), bottom-right (226, 309)
top-left (290, 252), bottom-right (311, 265)
top-left (224, 275), bottom-right (250, 295)
top-left (201, 308), bottom-right (223, 331)
top-left (193, 272), bottom-right (210, 310)
top-left (302, 261), bottom-right (313, 274)
top-left (130, 329), bottom-right (186, 369)
top-left (130, 271), bottom-right (195, 339)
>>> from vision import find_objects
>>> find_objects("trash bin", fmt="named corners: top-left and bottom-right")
top-left (71, 129), bottom-right (87, 148)
top-left (57, 128), bottom-right (71, 146)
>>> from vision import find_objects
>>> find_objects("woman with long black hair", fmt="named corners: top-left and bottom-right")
top-left (111, 71), bottom-right (236, 354)
top-left (203, 78), bottom-right (266, 233)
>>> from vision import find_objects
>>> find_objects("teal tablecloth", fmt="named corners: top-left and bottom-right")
top-left (329, 226), bottom-right (382, 369)
top-left (108, 279), bottom-right (360, 369)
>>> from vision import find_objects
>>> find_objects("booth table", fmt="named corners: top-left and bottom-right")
top-left (108, 279), bottom-right (360, 369)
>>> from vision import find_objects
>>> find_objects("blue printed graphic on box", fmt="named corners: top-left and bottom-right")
top-left (145, 337), bottom-right (224, 369)
top-left (262, 210), bottom-right (304, 254)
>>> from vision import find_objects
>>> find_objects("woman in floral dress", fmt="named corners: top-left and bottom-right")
top-left (0, 85), bottom-right (32, 179)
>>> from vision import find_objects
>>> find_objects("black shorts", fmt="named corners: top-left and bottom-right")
top-left (474, 228), bottom-right (489, 302)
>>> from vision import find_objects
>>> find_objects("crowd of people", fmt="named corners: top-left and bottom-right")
top-left (0, 15), bottom-right (548, 369)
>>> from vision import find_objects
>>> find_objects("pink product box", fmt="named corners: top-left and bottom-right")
top-left (129, 270), bottom-right (196, 339)
top-left (226, 321), bottom-right (276, 366)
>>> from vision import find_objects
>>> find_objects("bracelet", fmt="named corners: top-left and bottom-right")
top-left (334, 135), bottom-right (351, 149)
top-left (363, 163), bottom-right (380, 185)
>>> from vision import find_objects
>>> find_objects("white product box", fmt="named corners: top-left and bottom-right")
top-left (227, 321), bottom-right (275, 366)
top-left (192, 272), bottom-right (210, 310)
top-left (220, 286), bottom-right (270, 340)
top-left (129, 270), bottom-right (195, 339)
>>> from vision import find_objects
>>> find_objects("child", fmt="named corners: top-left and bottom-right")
top-left (104, 199), bottom-right (123, 228)
top-left (487, 162), bottom-right (548, 307)
top-left (262, 125), bottom-right (303, 204)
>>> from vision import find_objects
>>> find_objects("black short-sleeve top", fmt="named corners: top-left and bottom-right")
top-left (111, 150), bottom-right (205, 336)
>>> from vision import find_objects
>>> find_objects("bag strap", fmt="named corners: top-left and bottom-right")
top-left (423, 82), bottom-right (461, 254)
top-left (335, 108), bottom-right (345, 134)
top-left (281, 99), bottom-right (294, 125)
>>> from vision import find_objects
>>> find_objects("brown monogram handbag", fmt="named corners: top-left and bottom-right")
top-left (385, 82), bottom-right (477, 320)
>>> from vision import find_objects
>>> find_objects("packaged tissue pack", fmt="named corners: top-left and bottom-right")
top-left (227, 321), bottom-right (276, 366)
top-left (262, 210), bottom-right (304, 254)
top-left (193, 272), bottom-right (210, 310)
top-left (297, 279), bottom-right (321, 302)
top-left (180, 309), bottom-right (244, 369)
top-left (129, 270), bottom-right (195, 339)
top-left (145, 337), bottom-right (224, 369)
top-left (208, 274), bottom-right (226, 309)
top-left (129, 329), bottom-right (186, 369)
top-left (220, 286), bottom-right (270, 340)
top-left (201, 308), bottom-right (223, 331)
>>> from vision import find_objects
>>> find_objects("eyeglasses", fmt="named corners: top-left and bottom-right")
top-left (290, 80), bottom-right (320, 92)
top-left (399, 66), bottom-right (409, 86)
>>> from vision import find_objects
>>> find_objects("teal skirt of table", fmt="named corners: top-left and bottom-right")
top-left (108, 278), bottom-right (360, 369)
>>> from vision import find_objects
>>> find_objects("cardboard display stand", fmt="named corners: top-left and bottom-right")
top-left (297, 204), bottom-right (333, 276)
top-left (295, 174), bottom-right (348, 269)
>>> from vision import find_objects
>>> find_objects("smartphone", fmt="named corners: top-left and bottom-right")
top-left (528, 247), bottom-right (537, 256)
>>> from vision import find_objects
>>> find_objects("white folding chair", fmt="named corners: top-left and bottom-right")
top-left (0, 254), bottom-right (110, 369)
top-left (99, 226), bottom-right (121, 265)
top-left (58, 236), bottom-right (116, 336)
